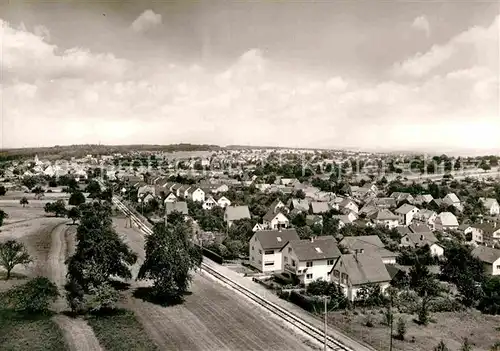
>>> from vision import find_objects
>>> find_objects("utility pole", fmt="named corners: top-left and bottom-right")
top-left (389, 295), bottom-right (393, 351)
top-left (324, 295), bottom-right (327, 351)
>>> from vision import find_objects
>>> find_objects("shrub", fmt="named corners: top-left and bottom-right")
top-left (2, 277), bottom-right (59, 313)
top-left (395, 317), bottom-right (406, 340)
top-left (365, 315), bottom-right (374, 327)
top-left (429, 296), bottom-right (464, 313)
top-left (397, 290), bottom-right (420, 314)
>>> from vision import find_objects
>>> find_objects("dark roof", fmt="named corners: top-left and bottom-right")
top-left (472, 245), bottom-right (500, 264)
top-left (255, 229), bottom-right (300, 250)
top-left (334, 254), bottom-right (392, 286)
top-left (286, 236), bottom-right (340, 261)
top-left (409, 224), bottom-right (432, 233)
top-left (339, 235), bottom-right (397, 258)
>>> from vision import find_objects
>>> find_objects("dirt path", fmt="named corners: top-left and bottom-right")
top-left (46, 223), bottom-right (104, 351)
top-left (114, 217), bottom-right (312, 351)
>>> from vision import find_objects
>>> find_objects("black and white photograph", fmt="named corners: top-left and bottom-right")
top-left (0, 1), bottom-right (499, 350)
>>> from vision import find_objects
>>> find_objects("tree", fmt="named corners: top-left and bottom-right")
top-left (85, 180), bottom-right (101, 198)
top-left (44, 200), bottom-right (67, 217)
top-left (65, 202), bottom-right (137, 313)
top-left (395, 317), bottom-right (406, 340)
top-left (69, 191), bottom-right (86, 206)
top-left (0, 185), bottom-right (6, 196)
top-left (461, 338), bottom-right (473, 351)
top-left (434, 340), bottom-right (450, 351)
top-left (478, 276), bottom-right (500, 315)
top-left (137, 221), bottom-right (202, 301)
top-left (20, 197), bottom-right (29, 208)
top-left (0, 209), bottom-right (7, 227)
top-left (2, 277), bottom-right (58, 313)
top-left (68, 207), bottom-right (81, 225)
top-left (0, 240), bottom-right (32, 280)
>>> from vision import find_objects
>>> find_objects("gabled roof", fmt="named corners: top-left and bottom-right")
top-left (395, 204), bottom-right (419, 215)
top-left (165, 201), bottom-right (188, 215)
top-left (334, 254), bottom-right (392, 286)
top-left (371, 209), bottom-right (398, 221)
top-left (339, 235), bottom-right (397, 259)
top-left (311, 202), bottom-right (330, 214)
top-left (255, 229), bottom-right (300, 250)
top-left (480, 198), bottom-right (499, 209)
top-left (436, 212), bottom-right (459, 226)
top-left (225, 205), bottom-right (251, 221)
top-left (263, 208), bottom-right (288, 222)
top-left (285, 236), bottom-right (340, 261)
top-left (290, 199), bottom-right (310, 212)
top-left (471, 223), bottom-right (500, 236)
top-left (472, 245), bottom-right (500, 264)
top-left (444, 193), bottom-right (460, 203)
top-left (409, 223), bottom-right (432, 233)
top-left (402, 232), bottom-right (439, 247)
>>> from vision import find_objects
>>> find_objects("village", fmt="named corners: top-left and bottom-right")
top-left (1, 147), bottom-right (499, 351)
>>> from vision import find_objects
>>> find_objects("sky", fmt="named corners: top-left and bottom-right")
top-left (0, 0), bottom-right (499, 153)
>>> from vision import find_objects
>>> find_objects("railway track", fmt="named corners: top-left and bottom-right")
top-left (111, 195), bottom-right (358, 351)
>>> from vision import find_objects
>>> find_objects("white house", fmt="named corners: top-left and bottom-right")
top-left (186, 187), bottom-right (205, 202)
top-left (400, 232), bottom-right (444, 257)
top-left (163, 192), bottom-right (177, 203)
top-left (281, 236), bottom-right (341, 285)
top-left (202, 196), bottom-right (218, 210)
top-left (252, 223), bottom-right (265, 232)
top-left (249, 229), bottom-right (300, 272)
top-left (435, 212), bottom-right (459, 231)
top-left (459, 224), bottom-right (484, 245)
top-left (414, 209), bottom-right (438, 230)
top-left (217, 196), bottom-right (231, 208)
top-left (395, 204), bottom-right (420, 226)
top-left (339, 199), bottom-right (359, 214)
top-left (472, 246), bottom-right (500, 276)
top-left (480, 198), bottom-right (500, 216)
top-left (330, 253), bottom-right (392, 301)
top-left (263, 211), bottom-right (289, 230)
top-left (369, 209), bottom-right (399, 229)
top-left (443, 193), bottom-right (462, 211)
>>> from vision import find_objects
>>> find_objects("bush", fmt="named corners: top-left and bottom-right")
top-left (429, 296), bottom-right (464, 313)
top-left (397, 290), bottom-right (420, 314)
top-left (395, 317), bottom-right (406, 340)
top-left (2, 277), bottom-right (59, 313)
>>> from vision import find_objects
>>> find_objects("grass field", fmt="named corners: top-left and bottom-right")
top-left (328, 309), bottom-right (500, 351)
top-left (85, 309), bottom-right (159, 351)
top-left (0, 310), bottom-right (69, 351)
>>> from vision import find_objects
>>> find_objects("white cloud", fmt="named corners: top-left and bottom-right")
top-left (0, 17), bottom-right (498, 152)
top-left (411, 16), bottom-right (431, 37)
top-left (130, 10), bottom-right (162, 34)
top-left (394, 15), bottom-right (499, 77)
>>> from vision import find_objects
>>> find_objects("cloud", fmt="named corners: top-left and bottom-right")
top-left (130, 10), bottom-right (162, 34)
top-left (411, 16), bottom-right (431, 37)
top-left (0, 17), bottom-right (498, 152)
top-left (394, 15), bottom-right (499, 77)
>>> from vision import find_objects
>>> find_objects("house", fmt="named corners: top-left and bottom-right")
top-left (252, 223), bottom-right (265, 232)
top-left (390, 192), bottom-right (415, 204)
top-left (414, 194), bottom-right (434, 205)
top-left (471, 223), bottom-right (500, 243)
top-left (400, 232), bottom-right (444, 257)
top-left (369, 209), bottom-right (399, 229)
top-left (224, 205), bottom-right (251, 227)
top-left (306, 215), bottom-right (323, 227)
top-left (288, 199), bottom-right (310, 213)
top-left (443, 193), bottom-right (462, 211)
top-left (480, 198), bottom-right (500, 216)
top-left (138, 185), bottom-right (155, 198)
top-left (471, 246), bottom-right (500, 276)
top-left (330, 253), bottom-right (392, 301)
top-left (333, 213), bottom-right (357, 229)
top-left (281, 236), bottom-right (341, 284)
top-left (142, 193), bottom-right (155, 204)
top-left (339, 199), bottom-right (359, 214)
top-left (408, 223), bottom-right (433, 233)
top-left (435, 212), bottom-right (459, 231)
top-left (262, 210), bottom-right (290, 230)
top-left (163, 192), bottom-right (177, 203)
top-left (165, 201), bottom-right (189, 216)
top-left (310, 202), bottom-right (330, 215)
top-left (459, 224), bottom-right (484, 245)
top-left (202, 196), bottom-right (218, 210)
top-left (395, 204), bottom-right (420, 226)
top-left (216, 196), bottom-right (231, 208)
top-left (249, 229), bottom-right (300, 272)
top-left (369, 197), bottom-right (397, 209)
top-left (186, 187), bottom-right (205, 202)
top-left (414, 209), bottom-right (438, 229)
top-left (338, 235), bottom-right (398, 264)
